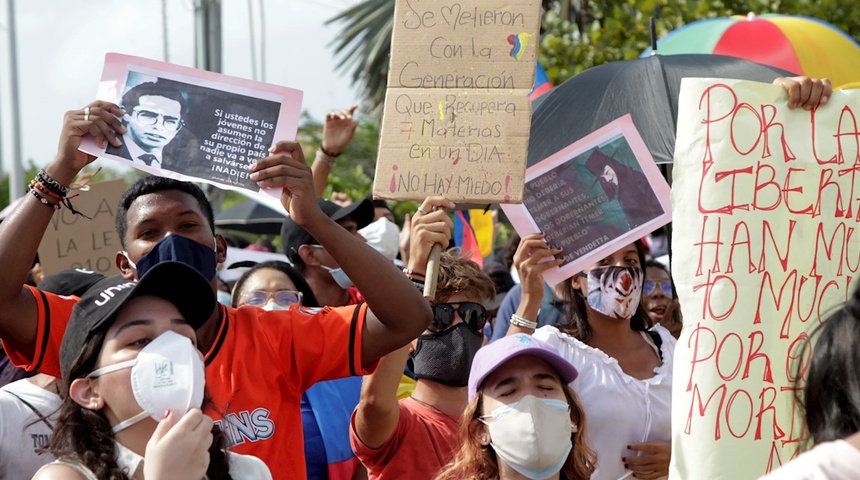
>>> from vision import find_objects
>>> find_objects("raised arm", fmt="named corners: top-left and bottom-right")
top-left (506, 233), bottom-right (562, 336)
top-left (311, 105), bottom-right (359, 196)
top-left (351, 196), bottom-right (454, 446)
top-left (351, 345), bottom-right (410, 448)
top-left (0, 101), bottom-right (123, 357)
top-left (250, 145), bottom-right (439, 366)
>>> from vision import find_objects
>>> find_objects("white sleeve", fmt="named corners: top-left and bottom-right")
top-left (533, 326), bottom-right (585, 369)
top-left (228, 452), bottom-right (273, 480)
top-left (758, 440), bottom-right (860, 480)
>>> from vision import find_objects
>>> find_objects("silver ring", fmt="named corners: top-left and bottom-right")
top-left (417, 207), bottom-right (427, 214)
top-left (84, 106), bottom-right (90, 122)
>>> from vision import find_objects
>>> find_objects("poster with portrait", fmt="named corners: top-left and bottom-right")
top-left (501, 115), bottom-right (671, 285)
top-left (79, 53), bottom-right (303, 207)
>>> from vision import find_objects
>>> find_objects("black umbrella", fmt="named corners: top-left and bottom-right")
top-left (528, 54), bottom-right (796, 166)
top-left (214, 199), bottom-right (287, 235)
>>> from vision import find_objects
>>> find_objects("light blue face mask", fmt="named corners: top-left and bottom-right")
top-left (216, 290), bottom-right (232, 306)
top-left (480, 395), bottom-right (573, 480)
top-left (320, 264), bottom-right (354, 289)
top-left (310, 245), bottom-right (354, 289)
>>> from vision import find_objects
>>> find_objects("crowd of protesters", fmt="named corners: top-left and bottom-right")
top-left (0, 75), bottom-right (856, 480)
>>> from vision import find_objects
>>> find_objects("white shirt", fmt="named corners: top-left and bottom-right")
top-left (37, 442), bottom-right (272, 479)
top-left (0, 378), bottom-right (61, 479)
top-left (759, 440), bottom-right (860, 479)
top-left (534, 325), bottom-right (676, 480)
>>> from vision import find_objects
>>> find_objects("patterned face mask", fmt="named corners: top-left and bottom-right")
top-left (584, 266), bottom-right (643, 319)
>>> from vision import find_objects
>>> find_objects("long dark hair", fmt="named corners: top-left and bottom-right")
top-left (797, 287), bottom-right (860, 445)
top-left (230, 260), bottom-right (319, 307)
top-left (559, 240), bottom-right (651, 343)
top-left (48, 329), bottom-right (233, 479)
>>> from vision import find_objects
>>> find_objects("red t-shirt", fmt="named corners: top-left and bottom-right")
top-left (349, 397), bottom-right (462, 480)
top-left (2, 285), bottom-right (375, 480)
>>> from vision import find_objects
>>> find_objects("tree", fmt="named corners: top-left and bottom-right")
top-left (0, 161), bottom-right (141, 212)
top-left (540, 0), bottom-right (860, 85)
top-left (330, 0), bottom-right (860, 109)
top-left (327, 0), bottom-right (395, 118)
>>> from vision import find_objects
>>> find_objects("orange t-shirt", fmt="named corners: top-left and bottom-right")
top-left (2, 285), bottom-right (374, 480)
top-left (349, 397), bottom-right (462, 480)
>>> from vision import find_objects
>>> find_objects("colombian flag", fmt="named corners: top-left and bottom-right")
top-left (454, 210), bottom-right (494, 268)
top-left (530, 61), bottom-right (553, 100)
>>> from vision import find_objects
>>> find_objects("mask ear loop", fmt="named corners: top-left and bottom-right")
top-left (87, 359), bottom-right (136, 378)
top-left (111, 410), bottom-right (150, 434)
top-left (86, 359), bottom-right (151, 433)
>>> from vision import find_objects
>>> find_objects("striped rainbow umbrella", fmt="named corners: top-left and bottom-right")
top-left (641, 13), bottom-right (860, 88)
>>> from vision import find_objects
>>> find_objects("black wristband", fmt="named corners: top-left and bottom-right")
top-left (319, 145), bottom-right (342, 158)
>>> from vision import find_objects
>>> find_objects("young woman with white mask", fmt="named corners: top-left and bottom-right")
top-left (33, 262), bottom-right (271, 480)
top-left (231, 261), bottom-right (316, 311)
top-left (508, 237), bottom-right (675, 480)
top-left (435, 333), bottom-right (596, 480)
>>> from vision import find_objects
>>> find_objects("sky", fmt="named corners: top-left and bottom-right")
top-left (0, 0), bottom-right (361, 193)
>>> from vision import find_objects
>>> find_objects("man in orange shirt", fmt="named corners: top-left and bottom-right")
top-left (350, 197), bottom-right (496, 479)
top-left (0, 100), bottom-right (435, 479)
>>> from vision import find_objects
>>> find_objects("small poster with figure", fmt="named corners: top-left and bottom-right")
top-left (79, 53), bottom-right (303, 207)
top-left (501, 115), bottom-right (671, 285)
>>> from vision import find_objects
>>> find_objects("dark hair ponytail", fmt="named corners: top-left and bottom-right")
top-left (49, 329), bottom-right (234, 479)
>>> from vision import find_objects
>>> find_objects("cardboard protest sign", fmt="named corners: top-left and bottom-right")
top-left (38, 179), bottom-right (126, 276)
top-left (373, 0), bottom-right (541, 203)
top-left (501, 115), bottom-right (671, 285)
top-left (671, 79), bottom-right (860, 478)
top-left (79, 53), bottom-right (302, 209)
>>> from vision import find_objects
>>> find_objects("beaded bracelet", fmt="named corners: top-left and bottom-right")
top-left (319, 145), bottom-right (342, 158)
top-left (35, 169), bottom-right (70, 196)
top-left (29, 187), bottom-right (61, 211)
top-left (410, 278), bottom-right (425, 292)
top-left (510, 313), bottom-right (538, 330)
top-left (30, 180), bottom-right (63, 201)
top-left (315, 150), bottom-right (336, 168)
top-left (402, 268), bottom-right (426, 279)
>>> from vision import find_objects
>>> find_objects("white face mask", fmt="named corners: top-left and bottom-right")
top-left (359, 217), bottom-right (400, 261)
top-left (261, 301), bottom-right (288, 311)
top-left (88, 330), bottom-right (205, 433)
top-left (481, 395), bottom-right (573, 480)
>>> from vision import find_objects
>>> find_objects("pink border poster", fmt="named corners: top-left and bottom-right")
top-left (501, 115), bottom-right (672, 285)
top-left (79, 53), bottom-right (303, 206)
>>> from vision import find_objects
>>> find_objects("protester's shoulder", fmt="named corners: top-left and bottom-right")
top-left (533, 324), bottom-right (567, 345)
top-left (26, 284), bottom-right (80, 306)
top-left (0, 377), bottom-right (60, 403)
top-left (33, 459), bottom-right (96, 480)
top-left (228, 452), bottom-right (273, 479)
top-left (534, 325), bottom-right (590, 360)
top-left (231, 304), bottom-right (362, 342)
top-left (758, 440), bottom-right (860, 480)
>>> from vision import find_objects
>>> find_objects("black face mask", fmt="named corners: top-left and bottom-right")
top-left (408, 323), bottom-right (484, 387)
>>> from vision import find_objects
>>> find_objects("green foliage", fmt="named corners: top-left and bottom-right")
top-left (540, 0), bottom-right (860, 86)
top-left (327, 0), bottom-right (395, 118)
top-left (0, 160), bottom-right (152, 212)
top-left (296, 111), bottom-right (378, 202)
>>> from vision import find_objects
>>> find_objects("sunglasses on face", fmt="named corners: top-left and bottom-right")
top-left (643, 279), bottom-right (673, 297)
top-left (239, 289), bottom-right (303, 308)
top-left (430, 302), bottom-right (489, 333)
